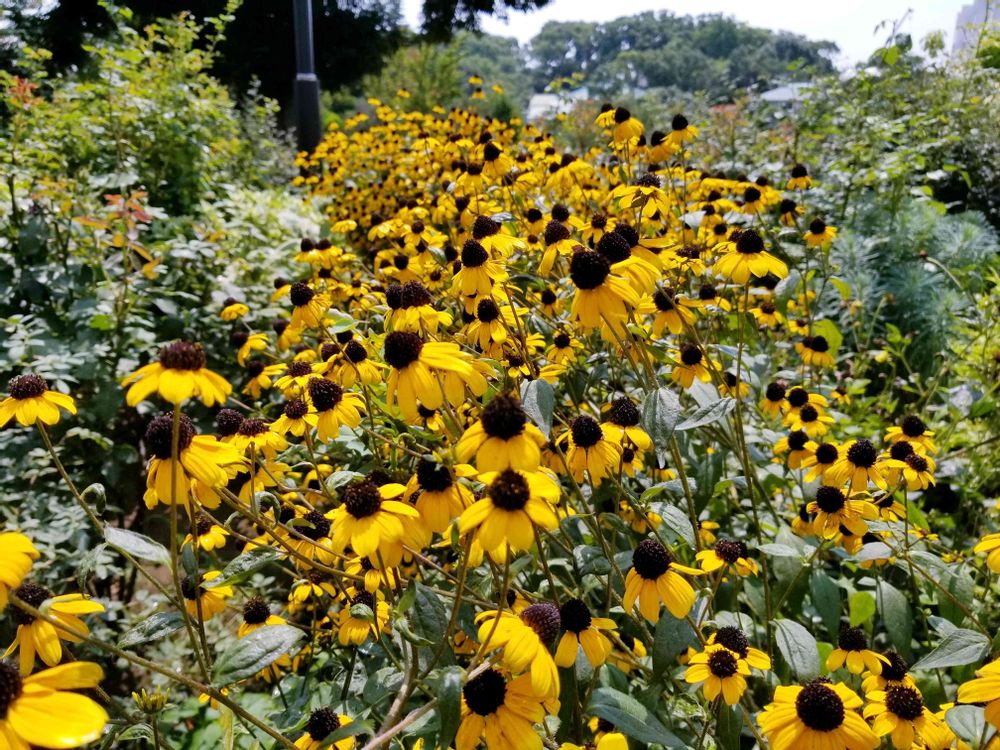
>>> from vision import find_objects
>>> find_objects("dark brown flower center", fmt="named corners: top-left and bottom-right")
top-left (462, 240), bottom-right (488, 267)
top-left (597, 232), bottom-right (631, 264)
top-left (765, 382), bottom-right (786, 402)
top-left (307, 378), bottom-right (344, 412)
top-left (216, 409), bottom-right (244, 437)
top-left (544, 220), bottom-right (571, 246)
top-left (242, 596), bottom-right (270, 625)
top-left (680, 343), bottom-right (703, 366)
top-left (343, 481), bottom-right (382, 519)
top-left (905, 454), bottom-right (929, 473)
top-left (383, 332), bottom-right (424, 369)
top-left (559, 598), bottom-right (592, 633)
top-left (0, 661), bottom-right (24, 718)
top-left (846, 439), bottom-right (877, 468)
top-left (607, 397), bottom-right (640, 427)
top-left (521, 602), bottom-right (561, 645)
top-left (569, 250), bottom-right (611, 290)
top-left (463, 669), bottom-right (507, 716)
top-left (708, 648), bottom-right (739, 678)
top-left (307, 707), bottom-right (341, 740)
top-left (787, 430), bottom-right (809, 451)
top-left (889, 441), bottom-right (915, 461)
top-left (488, 470), bottom-right (530, 511)
top-left (837, 625), bottom-right (868, 652)
top-left (284, 399), bottom-right (309, 419)
top-left (571, 415), bottom-right (603, 448)
top-left (290, 282), bottom-right (315, 307)
top-left (714, 626), bottom-right (749, 658)
top-left (8, 374), bottom-right (48, 399)
top-left (735, 229), bottom-right (765, 255)
top-left (159, 341), bottom-right (206, 370)
top-left (11, 582), bottom-right (50, 625)
top-left (633, 539), bottom-right (672, 580)
top-left (815, 486), bottom-right (847, 513)
top-left (714, 539), bottom-right (748, 564)
top-left (809, 218), bottom-right (827, 234)
top-left (795, 680), bottom-right (845, 731)
top-left (417, 459), bottom-right (453, 493)
top-left (472, 216), bottom-right (500, 239)
top-left (480, 393), bottom-right (527, 440)
top-left (815, 443), bottom-right (838, 464)
top-left (145, 413), bottom-right (196, 459)
top-left (885, 685), bottom-right (924, 721)
top-left (901, 416), bottom-right (927, 437)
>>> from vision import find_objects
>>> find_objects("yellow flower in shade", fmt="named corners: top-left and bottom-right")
top-left (783, 400), bottom-right (835, 437)
top-left (0, 660), bottom-right (108, 749)
top-left (718, 371), bottom-right (750, 399)
top-left (957, 658), bottom-right (1000, 728)
top-left (5, 584), bottom-right (104, 675)
top-left (558, 416), bottom-right (621, 484)
top-left (885, 416), bottom-right (937, 454)
top-left (300, 378), bottom-right (364, 441)
top-left (382, 332), bottom-right (488, 422)
top-left (385, 281), bottom-right (452, 334)
top-left (288, 282), bottom-right (330, 331)
top-left (758, 679), bottom-right (879, 750)
top-left (404, 459), bottom-right (476, 534)
top-left (477, 604), bottom-right (560, 698)
top-left (554, 598), bottom-right (617, 668)
top-left (808, 486), bottom-right (879, 539)
top-left (796, 335), bottom-right (836, 368)
top-left (610, 107), bottom-right (643, 145)
top-left (827, 626), bottom-right (890, 675)
top-left (182, 514), bottom-right (229, 552)
top-left (774, 430), bottom-right (814, 470)
top-left (343, 555), bottom-right (399, 594)
top-left (623, 539), bottom-right (702, 622)
top-left (713, 229), bottom-right (788, 285)
top-left (142, 413), bottom-right (245, 511)
top-left (601, 398), bottom-right (652, 452)
top-left (671, 343), bottom-right (713, 389)
top-left (294, 707), bottom-right (355, 750)
top-left (560, 733), bottom-right (628, 750)
top-left (469, 215), bottom-right (525, 258)
top-left (271, 398), bottom-right (317, 437)
top-left (181, 571), bottom-right (233, 620)
top-left (568, 249), bottom-right (640, 331)
top-left (326, 481), bottom-right (416, 562)
top-left (237, 596), bottom-right (286, 638)
top-left (787, 163), bottom-right (812, 190)
top-left (667, 113), bottom-right (698, 145)
top-left (0, 374), bottom-right (76, 428)
top-left (975, 532), bottom-right (1000, 573)
top-left (456, 669), bottom-right (547, 750)
top-left (864, 684), bottom-right (952, 750)
top-left (696, 538), bottom-right (759, 577)
top-left (828, 439), bottom-right (888, 492)
top-left (751, 299), bottom-right (785, 329)
top-left (698, 519), bottom-right (720, 547)
top-left (0, 533), bottom-right (38, 611)
top-left (607, 632), bottom-right (647, 674)
top-left (227, 416), bottom-right (288, 460)
top-left (801, 442), bottom-right (840, 483)
top-left (456, 393), bottom-right (547, 472)
top-left (452, 239), bottom-right (508, 302)
top-left (337, 589), bottom-right (390, 646)
top-left (220, 297), bottom-right (249, 320)
top-left (684, 644), bottom-right (751, 705)
top-left (804, 218), bottom-right (837, 248)
top-left (861, 650), bottom-right (914, 694)
top-left (760, 382), bottom-right (787, 419)
top-left (706, 626), bottom-right (772, 672)
top-left (459, 469), bottom-right (559, 557)
top-left (123, 341), bottom-right (232, 407)
top-left (779, 198), bottom-right (805, 226)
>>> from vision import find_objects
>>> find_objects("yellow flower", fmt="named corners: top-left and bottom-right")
top-left (557, 416), bottom-right (621, 484)
top-left (181, 571), bottom-right (233, 620)
top-left (220, 297), bottom-right (249, 320)
top-left (0, 660), bottom-right (108, 749)
top-left (456, 393), bottom-right (547, 472)
top-left (713, 229), bottom-right (788, 285)
top-left (864, 684), bottom-right (952, 749)
top-left (337, 589), bottom-right (390, 646)
top-left (684, 644), bottom-right (751, 704)
top-left (327, 480), bottom-right (420, 560)
top-left (758, 679), bottom-right (879, 750)
top-left (623, 539), bottom-right (702, 622)
top-left (0, 533), bottom-right (39, 611)
top-left (459, 469), bottom-right (559, 557)
top-left (667, 113), bottom-right (698, 145)
top-left (885, 416), bottom-right (937, 453)
top-left (554, 598), bottom-right (617, 668)
top-left (404, 459), bottom-right (476, 534)
top-left (828, 439), bottom-right (888, 492)
top-left (696, 539), bottom-right (759, 577)
top-left (288, 282), bottom-right (330, 331)
top-left (0, 374), bottom-right (76, 428)
top-left (808, 486), bottom-right (878, 538)
top-left (568, 249), bottom-right (640, 331)
top-left (456, 670), bottom-right (547, 750)
top-left (5, 586), bottom-right (104, 675)
top-left (957, 657), bottom-right (1000, 728)
top-left (804, 217), bottom-right (837, 247)
top-left (787, 163), bottom-right (812, 190)
top-left (827, 626), bottom-right (890, 675)
top-left (671, 342), bottom-right (713, 389)
top-left (476, 605), bottom-right (560, 698)
top-left (974, 532), bottom-right (1000, 573)
top-left (182, 514), bottom-right (229, 552)
top-left (294, 707), bottom-right (355, 750)
top-left (122, 341), bottom-right (231, 407)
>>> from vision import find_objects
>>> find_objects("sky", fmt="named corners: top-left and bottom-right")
top-left (400, 0), bottom-right (973, 65)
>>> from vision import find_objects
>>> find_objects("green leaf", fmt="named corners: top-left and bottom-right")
top-left (105, 526), bottom-right (170, 566)
top-left (81, 483), bottom-right (106, 515)
top-left (877, 582), bottom-right (913, 658)
top-left (810, 571), bottom-right (841, 637)
top-left (945, 705), bottom-right (994, 748)
top-left (812, 318), bottom-right (843, 354)
top-left (716, 702), bottom-right (742, 750)
top-left (652, 614), bottom-right (697, 679)
top-left (320, 720), bottom-right (373, 748)
top-left (912, 628), bottom-right (990, 670)
top-left (849, 591), bottom-right (877, 627)
top-left (650, 502), bottom-right (695, 547)
top-left (207, 547), bottom-right (281, 588)
top-left (437, 667), bottom-right (463, 749)
top-left (773, 619), bottom-right (820, 680)
top-left (118, 611), bottom-right (185, 649)
top-left (588, 687), bottom-right (685, 746)
top-left (411, 582), bottom-right (450, 652)
top-left (675, 397), bottom-right (736, 431)
top-left (641, 388), bottom-right (681, 466)
top-left (520, 379), bottom-right (555, 438)
top-left (213, 625), bottom-right (304, 685)
top-left (759, 543), bottom-right (801, 558)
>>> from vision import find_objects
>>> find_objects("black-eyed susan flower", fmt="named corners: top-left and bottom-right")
top-left (696, 538), bottom-right (759, 577)
top-left (784, 401), bottom-right (835, 437)
top-left (453, 239), bottom-right (508, 303)
top-left (671, 342), bottom-right (713, 389)
top-left (802, 441), bottom-right (840, 482)
top-left (382, 331), bottom-right (487, 422)
top-left (304, 378), bottom-right (365, 441)
top-left (0, 374), bottom-right (77, 428)
top-left (220, 297), bottom-right (249, 320)
top-left (456, 393), bottom-right (547, 472)
top-left (477, 604), bottom-right (560, 698)
top-left (470, 215), bottom-right (524, 257)
top-left (719, 371), bottom-right (751, 399)
top-left (885, 415), bottom-right (937, 454)
top-left (271, 398), bottom-right (317, 437)
top-left (861, 650), bottom-right (914, 694)
top-left (337, 589), bottom-right (390, 646)
top-left (623, 539), bottom-right (702, 622)
top-left (684, 644), bottom-right (751, 705)
top-left (864, 684), bottom-right (951, 750)
top-left (183, 513), bottom-right (229, 552)
top-left (757, 678), bottom-right (879, 750)
top-left (787, 163), bottom-right (812, 190)
top-left (714, 228), bottom-right (788, 285)
top-left (142, 413), bottom-right (245, 511)
top-left (181, 572), bottom-right (232, 620)
top-left (827, 626), bottom-right (889, 675)
top-left (560, 733), bottom-right (628, 750)
top-left (774, 429), bottom-right (814, 469)
top-left (554, 598), bottom-right (616, 668)
top-left (779, 197), bottom-right (804, 226)
top-left (751, 299), bottom-right (785, 329)
top-left (808, 486), bottom-right (878, 539)
top-left (6, 583), bottom-right (104, 675)
top-left (558, 415), bottom-right (621, 484)
top-left (760, 382), bottom-right (787, 418)
top-left (601, 397), bottom-right (652, 453)
top-left (459, 468), bottom-right (558, 556)
top-left (568, 249), bottom-right (639, 331)
top-left (804, 218), bottom-right (837, 248)
top-left (667, 113), bottom-right (698, 145)
top-left (958, 658), bottom-right (1000, 727)
top-left (546, 330), bottom-right (583, 364)
top-left (405, 459), bottom-right (475, 534)
top-left (295, 707), bottom-right (354, 750)
top-left (0, 660), bottom-right (108, 748)
top-left (639, 287), bottom-right (697, 336)
top-left (610, 107), bottom-right (643, 146)
top-left (123, 341), bottom-right (231, 407)
top-left (327, 479), bottom-right (419, 560)
top-left (796, 335), bottom-right (836, 368)
top-left (0, 533), bottom-right (38, 611)
top-left (288, 282), bottom-right (330, 331)
top-left (456, 669), bottom-right (546, 750)
top-left (237, 596), bottom-right (285, 638)
top-left (707, 626), bottom-right (772, 671)
top-left (974, 532), bottom-right (1000, 573)
top-left (829, 439), bottom-right (888, 492)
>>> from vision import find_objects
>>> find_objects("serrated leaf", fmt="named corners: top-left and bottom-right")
top-left (105, 526), bottom-right (170, 566)
top-left (588, 687), bottom-right (685, 746)
top-left (118, 611), bottom-right (185, 649)
top-left (520, 379), bottom-right (555, 437)
top-left (438, 667), bottom-right (463, 748)
top-left (912, 628), bottom-right (990, 670)
top-left (675, 398), bottom-right (735, 431)
top-left (641, 388), bottom-right (681, 467)
top-left (213, 625), bottom-right (304, 685)
top-left (773, 619), bottom-right (820, 680)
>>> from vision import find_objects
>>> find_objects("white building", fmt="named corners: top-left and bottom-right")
top-left (526, 88), bottom-right (589, 121)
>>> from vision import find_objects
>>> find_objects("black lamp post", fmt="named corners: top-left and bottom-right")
top-left (293, 0), bottom-right (322, 153)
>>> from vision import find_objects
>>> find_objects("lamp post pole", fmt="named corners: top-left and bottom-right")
top-left (293, 0), bottom-right (322, 153)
